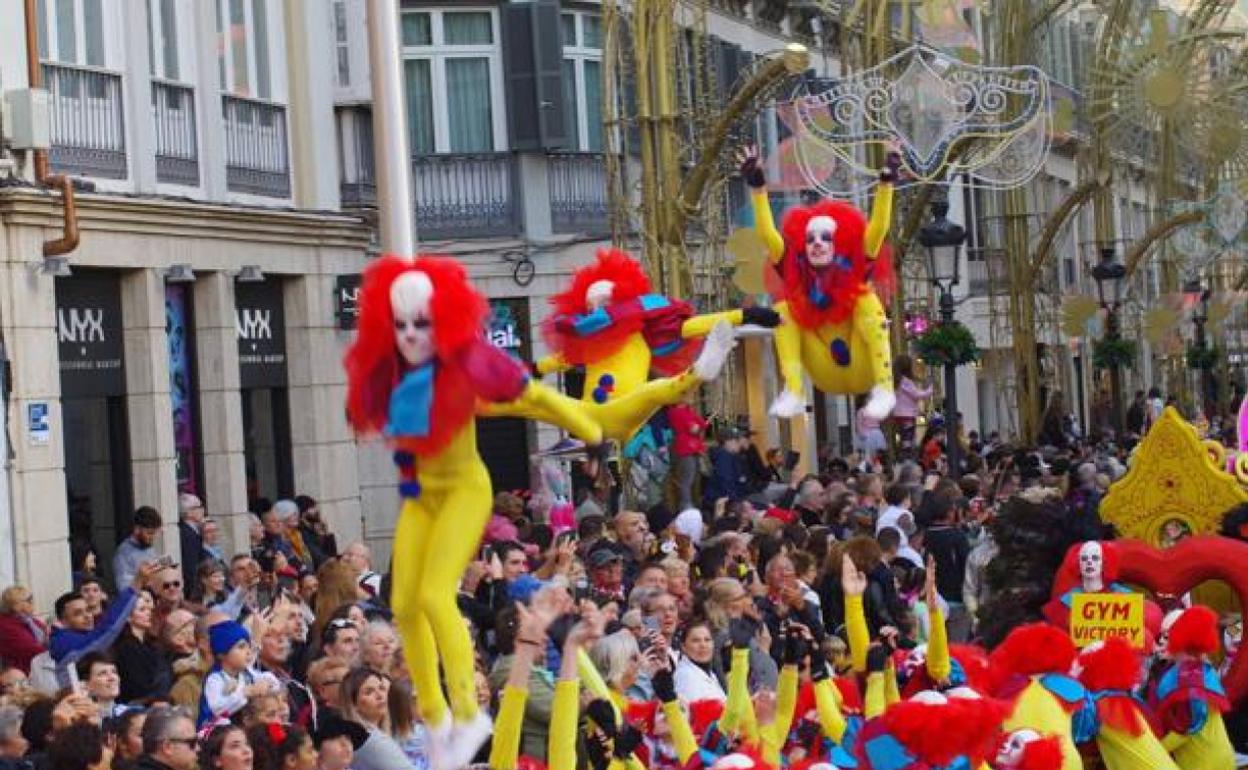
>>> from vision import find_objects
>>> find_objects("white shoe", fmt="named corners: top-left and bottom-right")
top-left (769, 389), bottom-right (806, 418)
top-left (445, 711), bottom-right (493, 769)
top-left (425, 717), bottom-right (453, 770)
top-left (862, 385), bottom-right (896, 420)
top-left (693, 321), bottom-right (737, 381)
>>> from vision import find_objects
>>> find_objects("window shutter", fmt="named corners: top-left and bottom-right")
top-left (503, 3), bottom-right (541, 150)
top-left (532, 0), bottom-right (568, 150)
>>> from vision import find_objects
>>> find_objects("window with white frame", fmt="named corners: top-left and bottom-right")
top-left (147, 0), bottom-right (186, 81)
top-left (36, 0), bottom-right (108, 67)
top-left (332, 0), bottom-right (350, 88)
top-left (561, 10), bottom-right (603, 152)
top-left (400, 9), bottom-right (505, 154)
top-left (215, 0), bottom-right (278, 100)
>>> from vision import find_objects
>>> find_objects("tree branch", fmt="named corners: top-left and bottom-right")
top-left (676, 47), bottom-right (808, 234)
top-left (1026, 176), bottom-right (1105, 285)
top-left (1123, 211), bottom-right (1204, 278)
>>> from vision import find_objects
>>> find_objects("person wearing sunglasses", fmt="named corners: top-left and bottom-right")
top-left (0, 585), bottom-right (47, 675)
top-left (135, 705), bottom-right (199, 770)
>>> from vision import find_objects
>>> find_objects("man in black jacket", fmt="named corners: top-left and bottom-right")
top-left (135, 706), bottom-right (198, 770)
top-left (922, 495), bottom-right (971, 641)
top-left (176, 494), bottom-right (205, 592)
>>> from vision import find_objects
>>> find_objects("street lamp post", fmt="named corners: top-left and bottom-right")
top-left (1091, 247), bottom-right (1127, 436)
top-left (918, 198), bottom-right (967, 479)
top-left (1185, 279), bottom-right (1212, 418)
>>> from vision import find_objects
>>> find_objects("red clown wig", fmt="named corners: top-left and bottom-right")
top-left (989, 623), bottom-right (1077, 682)
top-left (874, 696), bottom-right (1008, 768)
top-left (778, 200), bottom-right (893, 328)
top-left (1074, 638), bottom-right (1148, 736)
top-left (344, 254), bottom-right (489, 456)
top-left (1167, 605), bottom-right (1221, 658)
top-left (542, 248), bottom-right (657, 365)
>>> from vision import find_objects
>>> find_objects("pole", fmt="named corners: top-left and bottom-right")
top-left (1107, 309), bottom-right (1124, 436)
top-left (941, 289), bottom-right (961, 479)
top-left (366, 0), bottom-right (415, 255)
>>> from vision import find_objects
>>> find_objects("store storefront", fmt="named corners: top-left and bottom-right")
top-left (236, 280), bottom-right (293, 508)
top-left (166, 284), bottom-right (202, 496)
top-left (56, 272), bottom-right (133, 574)
top-left (478, 297), bottom-right (533, 493)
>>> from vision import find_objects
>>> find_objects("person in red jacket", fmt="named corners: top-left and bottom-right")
top-left (0, 585), bottom-right (48, 674)
top-left (668, 396), bottom-right (708, 511)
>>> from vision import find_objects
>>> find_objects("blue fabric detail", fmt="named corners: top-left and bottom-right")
top-left (863, 734), bottom-right (915, 770)
top-left (398, 481), bottom-right (422, 499)
top-left (385, 364), bottom-right (436, 438)
top-left (592, 387), bottom-right (609, 404)
top-left (1203, 662), bottom-right (1228, 698)
top-left (1156, 666), bottom-right (1179, 701)
top-left (1190, 698), bottom-right (1210, 734)
top-left (1040, 673), bottom-right (1088, 705)
top-left (828, 716), bottom-right (863, 768)
top-left (572, 308), bottom-right (612, 336)
top-left (1071, 698), bottom-right (1100, 744)
top-left (598, 373), bottom-right (615, 387)
top-left (809, 285), bottom-right (831, 309)
top-left (652, 340), bottom-right (682, 357)
top-left (942, 758), bottom-right (972, 770)
top-left (392, 450), bottom-right (415, 468)
top-left (948, 659), bottom-right (967, 688)
top-left (639, 294), bottom-right (671, 311)
top-left (832, 254), bottom-right (854, 271)
top-left (830, 338), bottom-right (851, 365)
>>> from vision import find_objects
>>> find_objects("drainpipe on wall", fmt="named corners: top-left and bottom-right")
top-left (23, 0), bottom-right (79, 257)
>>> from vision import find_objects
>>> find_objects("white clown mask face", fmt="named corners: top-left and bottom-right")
top-left (1078, 541), bottom-right (1103, 585)
top-left (586, 279), bottom-right (615, 311)
top-left (995, 729), bottom-right (1040, 768)
top-left (1156, 609), bottom-right (1183, 660)
top-left (390, 271), bottom-right (435, 366)
top-left (805, 216), bottom-right (838, 267)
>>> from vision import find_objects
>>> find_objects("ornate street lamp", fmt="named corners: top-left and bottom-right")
top-left (918, 197), bottom-right (967, 478)
top-left (1091, 247), bottom-right (1127, 435)
top-left (1184, 278), bottom-right (1213, 417)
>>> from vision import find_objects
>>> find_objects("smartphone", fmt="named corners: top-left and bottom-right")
top-left (66, 661), bottom-right (81, 692)
top-left (642, 615), bottom-right (661, 635)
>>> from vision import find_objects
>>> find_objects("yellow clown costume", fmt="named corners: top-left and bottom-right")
top-left (343, 255), bottom-right (602, 768)
top-left (741, 149), bottom-right (898, 420)
top-left (486, 248), bottom-right (773, 443)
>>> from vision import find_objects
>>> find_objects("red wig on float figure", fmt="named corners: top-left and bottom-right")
top-left (1072, 638), bottom-right (1150, 736)
top-left (344, 254), bottom-right (490, 457)
top-left (778, 200), bottom-right (895, 329)
top-left (542, 248), bottom-right (654, 365)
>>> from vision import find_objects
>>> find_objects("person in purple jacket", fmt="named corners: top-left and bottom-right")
top-left (890, 355), bottom-right (933, 456)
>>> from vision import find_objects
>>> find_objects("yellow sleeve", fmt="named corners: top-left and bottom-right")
top-left (813, 678), bottom-right (848, 743)
top-left (883, 660), bottom-right (900, 706)
top-left (761, 664), bottom-right (800, 766)
top-left (1162, 732), bottom-right (1187, 751)
top-left (926, 605), bottom-right (952, 684)
top-left (845, 595), bottom-right (870, 674)
top-left (487, 684), bottom-right (528, 770)
top-left (536, 354), bottom-right (570, 377)
top-left (863, 182), bottom-right (894, 260)
top-left (751, 190), bottom-right (785, 263)
top-left (720, 647), bottom-right (751, 736)
top-left (623, 758), bottom-right (647, 770)
top-left (548, 679), bottom-right (580, 770)
top-left (662, 700), bottom-right (698, 764)
top-left (864, 672), bottom-right (887, 719)
top-left (681, 309), bottom-right (745, 338)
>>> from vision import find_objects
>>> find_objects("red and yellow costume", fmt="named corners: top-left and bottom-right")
top-left (344, 255), bottom-right (601, 744)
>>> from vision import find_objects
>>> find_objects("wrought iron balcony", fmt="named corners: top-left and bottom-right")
top-left (42, 62), bottom-right (127, 179)
top-left (152, 80), bottom-right (199, 186)
top-left (338, 107), bottom-right (376, 207)
top-left (548, 152), bottom-right (610, 235)
top-left (412, 152), bottom-right (520, 240)
top-left (966, 248), bottom-right (1009, 296)
top-left (222, 94), bottom-right (291, 198)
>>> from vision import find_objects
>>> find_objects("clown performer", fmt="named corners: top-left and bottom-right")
top-left (344, 254), bottom-right (605, 768)
top-left (738, 145), bottom-right (899, 419)
top-left (1069, 637), bottom-right (1180, 770)
top-left (854, 686), bottom-right (1008, 770)
top-left (488, 248), bottom-right (777, 445)
top-left (1042, 541), bottom-right (1136, 633)
top-left (1147, 606), bottom-right (1236, 770)
top-left (994, 730), bottom-right (1065, 770)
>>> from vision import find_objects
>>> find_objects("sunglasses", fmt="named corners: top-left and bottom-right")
top-left (163, 581), bottom-right (182, 589)
top-left (328, 618), bottom-right (356, 630)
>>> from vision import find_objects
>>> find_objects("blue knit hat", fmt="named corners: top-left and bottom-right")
top-left (209, 620), bottom-right (251, 657)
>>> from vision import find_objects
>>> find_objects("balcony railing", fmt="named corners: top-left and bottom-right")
top-left (967, 249), bottom-right (1009, 295)
top-left (413, 153), bottom-right (520, 240)
top-left (548, 152), bottom-right (610, 235)
top-left (152, 80), bottom-right (199, 186)
top-left (42, 62), bottom-right (127, 179)
top-left (223, 94), bottom-right (291, 198)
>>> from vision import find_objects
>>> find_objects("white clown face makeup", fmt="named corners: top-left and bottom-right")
top-left (1078, 541), bottom-right (1104, 585)
top-left (586, 280), bottom-right (615, 311)
top-left (995, 729), bottom-right (1040, 767)
top-left (805, 216), bottom-right (838, 267)
top-left (390, 271), bottom-right (435, 366)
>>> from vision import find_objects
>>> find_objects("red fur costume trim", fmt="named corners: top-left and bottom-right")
top-left (1013, 735), bottom-right (1064, 770)
top-left (779, 200), bottom-right (870, 328)
top-left (688, 699), bottom-right (725, 739)
top-left (1075, 638), bottom-right (1147, 736)
top-left (879, 697), bottom-right (1008, 767)
top-left (542, 248), bottom-right (652, 365)
top-left (950, 644), bottom-right (994, 693)
top-left (990, 624), bottom-right (1077, 679)
top-left (344, 254), bottom-right (489, 457)
top-left (1167, 605), bottom-right (1220, 658)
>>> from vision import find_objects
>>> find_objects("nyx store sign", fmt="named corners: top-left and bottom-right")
top-left (55, 273), bottom-right (126, 398)
top-left (235, 282), bottom-right (287, 388)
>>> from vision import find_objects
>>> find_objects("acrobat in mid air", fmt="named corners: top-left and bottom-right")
top-left (344, 254), bottom-right (602, 769)
top-left (487, 247), bottom-right (778, 444)
top-left (740, 146), bottom-right (899, 420)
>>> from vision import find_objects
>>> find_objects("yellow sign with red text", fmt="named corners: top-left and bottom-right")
top-left (1070, 592), bottom-right (1145, 649)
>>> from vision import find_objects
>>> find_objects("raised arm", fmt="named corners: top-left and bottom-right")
top-left (681, 306), bottom-right (780, 339)
top-left (739, 146), bottom-right (785, 262)
top-left (863, 152), bottom-right (900, 260)
top-left (924, 557), bottom-right (952, 684)
top-left (842, 555), bottom-right (871, 674)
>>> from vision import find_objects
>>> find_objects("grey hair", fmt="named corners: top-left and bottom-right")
top-left (628, 586), bottom-right (664, 613)
top-left (140, 705), bottom-right (193, 755)
top-left (0, 706), bottom-right (21, 741)
top-left (588, 630), bottom-right (640, 690)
